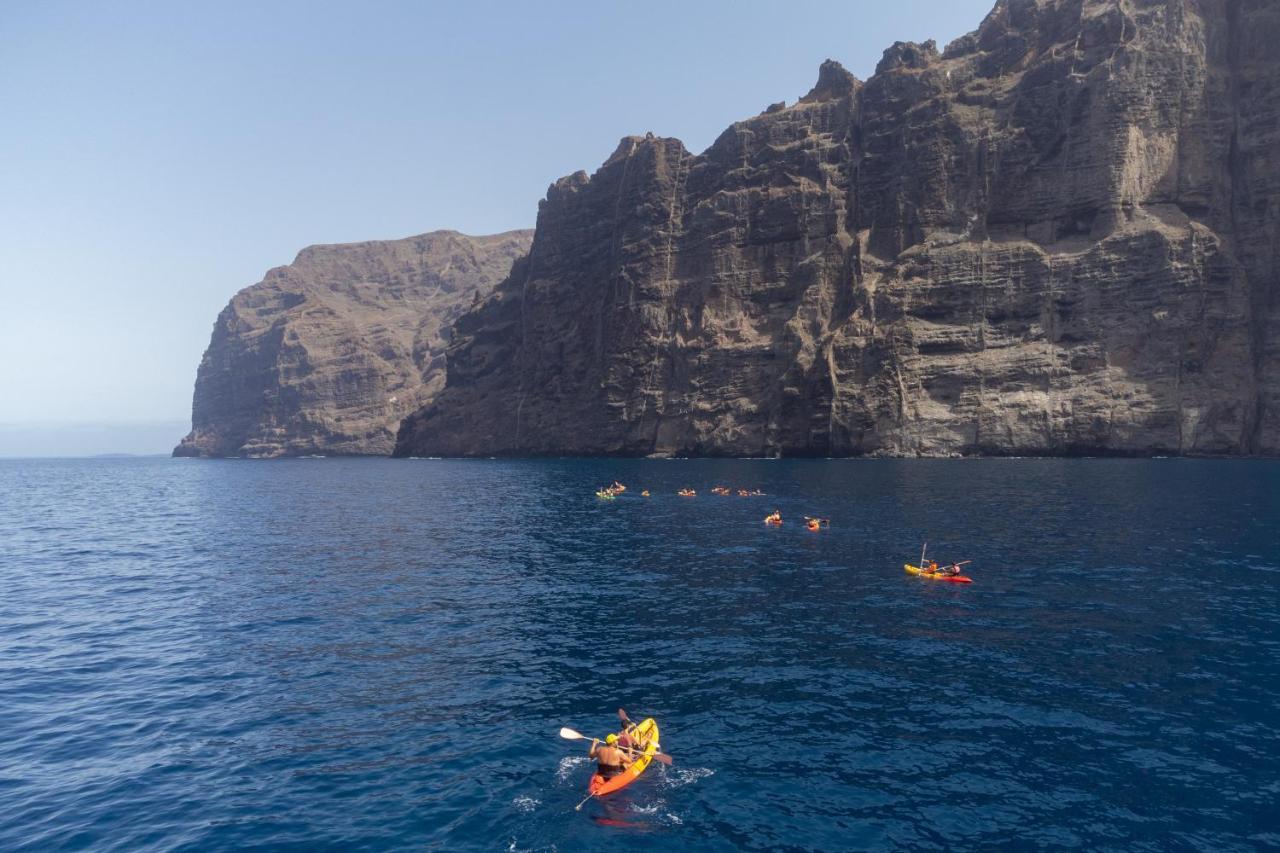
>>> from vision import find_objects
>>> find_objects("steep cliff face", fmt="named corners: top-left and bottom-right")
top-left (397, 0), bottom-right (1280, 458)
top-left (175, 230), bottom-right (532, 457)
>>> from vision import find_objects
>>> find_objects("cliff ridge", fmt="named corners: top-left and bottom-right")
top-left (396, 0), bottom-right (1280, 458)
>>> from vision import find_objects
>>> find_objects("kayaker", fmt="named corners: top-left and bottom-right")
top-left (589, 733), bottom-right (629, 779)
top-left (765, 510), bottom-right (782, 525)
top-left (937, 562), bottom-right (962, 576)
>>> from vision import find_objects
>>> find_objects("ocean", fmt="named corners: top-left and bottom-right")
top-left (1, 457), bottom-right (1277, 850)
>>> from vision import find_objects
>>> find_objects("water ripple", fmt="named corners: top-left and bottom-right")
top-left (0, 457), bottom-right (1277, 850)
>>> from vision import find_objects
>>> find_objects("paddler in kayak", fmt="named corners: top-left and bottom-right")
top-left (764, 510), bottom-right (782, 525)
top-left (589, 733), bottom-right (629, 780)
top-left (921, 559), bottom-right (964, 576)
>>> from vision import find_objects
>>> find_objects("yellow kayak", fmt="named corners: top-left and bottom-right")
top-left (904, 563), bottom-right (973, 583)
top-left (588, 717), bottom-right (659, 796)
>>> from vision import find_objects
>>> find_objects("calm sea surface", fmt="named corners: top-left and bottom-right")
top-left (1, 457), bottom-right (1277, 851)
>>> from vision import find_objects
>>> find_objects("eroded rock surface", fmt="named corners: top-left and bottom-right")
top-left (175, 230), bottom-right (532, 457)
top-left (397, 0), bottom-right (1280, 457)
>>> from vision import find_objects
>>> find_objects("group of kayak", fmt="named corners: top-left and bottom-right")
top-left (594, 483), bottom-right (976, 582)
top-left (709, 485), bottom-right (766, 496)
top-left (763, 510), bottom-right (830, 532)
top-left (597, 482), bottom-right (766, 499)
top-left (597, 481), bottom-right (650, 499)
top-left (682, 486), bottom-right (766, 497)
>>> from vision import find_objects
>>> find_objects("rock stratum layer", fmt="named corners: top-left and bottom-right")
top-left (397, 0), bottom-right (1280, 458)
top-left (175, 230), bottom-right (532, 457)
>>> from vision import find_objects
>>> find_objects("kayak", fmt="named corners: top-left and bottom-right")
top-left (588, 718), bottom-right (659, 798)
top-left (904, 563), bottom-right (972, 583)
top-left (596, 491), bottom-right (616, 499)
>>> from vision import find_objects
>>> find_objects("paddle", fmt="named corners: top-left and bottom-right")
top-left (559, 726), bottom-right (674, 765)
top-left (617, 709), bottom-right (673, 765)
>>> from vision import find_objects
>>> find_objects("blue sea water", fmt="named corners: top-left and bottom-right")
top-left (1, 457), bottom-right (1278, 851)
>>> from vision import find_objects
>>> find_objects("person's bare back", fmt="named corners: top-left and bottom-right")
top-left (589, 735), bottom-right (629, 777)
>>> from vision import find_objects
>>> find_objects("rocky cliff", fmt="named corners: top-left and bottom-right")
top-left (175, 230), bottom-right (532, 457)
top-left (396, 0), bottom-right (1280, 458)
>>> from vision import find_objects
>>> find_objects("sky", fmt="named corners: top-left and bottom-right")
top-left (0, 0), bottom-right (996, 455)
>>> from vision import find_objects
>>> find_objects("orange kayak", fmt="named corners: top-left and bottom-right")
top-left (588, 718), bottom-right (659, 797)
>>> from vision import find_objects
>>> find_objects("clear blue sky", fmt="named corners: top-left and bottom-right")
top-left (0, 0), bottom-right (995, 454)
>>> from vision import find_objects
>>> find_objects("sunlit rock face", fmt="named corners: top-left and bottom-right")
top-left (176, 229), bottom-right (532, 458)
top-left (396, 0), bottom-right (1279, 457)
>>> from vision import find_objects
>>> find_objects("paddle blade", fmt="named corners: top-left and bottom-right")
top-left (653, 752), bottom-right (674, 765)
top-left (617, 707), bottom-right (630, 724)
top-left (559, 727), bottom-right (586, 740)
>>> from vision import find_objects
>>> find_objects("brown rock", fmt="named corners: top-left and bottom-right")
top-left (174, 229), bottom-right (532, 457)
top-left (396, 0), bottom-right (1279, 458)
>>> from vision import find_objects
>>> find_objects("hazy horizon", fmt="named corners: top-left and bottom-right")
top-left (1, 0), bottom-right (996, 455)
top-left (0, 420), bottom-right (190, 458)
